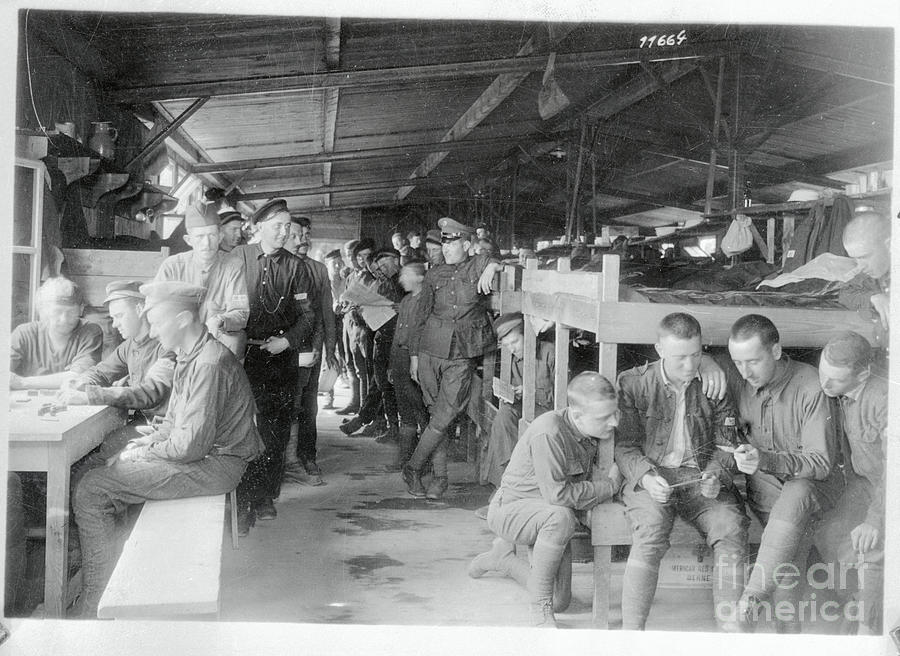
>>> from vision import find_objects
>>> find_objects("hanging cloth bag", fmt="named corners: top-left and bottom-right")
top-left (720, 215), bottom-right (754, 256)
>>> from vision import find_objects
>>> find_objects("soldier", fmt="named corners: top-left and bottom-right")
top-left (839, 211), bottom-right (890, 331)
top-left (230, 199), bottom-right (319, 533)
top-left (322, 248), bottom-right (348, 409)
top-left (284, 215), bottom-right (337, 484)
top-left (218, 209), bottom-right (245, 253)
top-left (10, 277), bottom-right (102, 390)
top-left (728, 314), bottom-right (843, 632)
top-left (403, 217), bottom-right (503, 500)
top-left (424, 229), bottom-right (444, 267)
top-left (814, 331), bottom-right (886, 634)
top-left (468, 372), bottom-right (621, 627)
top-left (615, 312), bottom-right (747, 632)
top-left (154, 205), bottom-right (249, 359)
top-left (72, 281), bottom-right (263, 617)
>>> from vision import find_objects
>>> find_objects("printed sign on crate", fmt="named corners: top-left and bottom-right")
top-left (657, 544), bottom-right (714, 589)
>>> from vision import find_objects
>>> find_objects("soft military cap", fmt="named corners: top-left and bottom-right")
top-left (425, 229), bottom-right (442, 245)
top-left (437, 217), bottom-right (474, 238)
top-left (184, 205), bottom-right (219, 230)
top-left (139, 281), bottom-right (205, 314)
top-left (251, 198), bottom-right (289, 225)
top-left (373, 247), bottom-right (401, 262)
top-left (324, 248), bottom-right (343, 260)
top-left (103, 280), bottom-right (144, 304)
top-left (494, 312), bottom-right (524, 340)
top-left (219, 210), bottom-right (244, 226)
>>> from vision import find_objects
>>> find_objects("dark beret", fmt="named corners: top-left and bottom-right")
top-left (251, 198), bottom-right (289, 225)
top-left (218, 210), bottom-right (244, 226)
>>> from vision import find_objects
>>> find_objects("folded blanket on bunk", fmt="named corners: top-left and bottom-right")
top-left (622, 285), bottom-right (847, 308)
top-left (757, 253), bottom-right (859, 289)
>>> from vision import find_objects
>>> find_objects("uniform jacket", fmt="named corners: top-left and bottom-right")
top-left (10, 320), bottom-right (102, 376)
top-left (409, 253), bottom-right (496, 359)
top-left (615, 360), bottom-right (737, 491)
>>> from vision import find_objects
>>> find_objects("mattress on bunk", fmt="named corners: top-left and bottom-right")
top-left (622, 285), bottom-right (847, 309)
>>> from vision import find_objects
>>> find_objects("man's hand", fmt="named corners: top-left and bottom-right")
top-left (733, 444), bottom-right (760, 475)
top-left (698, 354), bottom-right (727, 400)
top-left (111, 439), bottom-right (150, 466)
top-left (325, 350), bottom-right (339, 371)
top-left (477, 262), bottom-right (502, 295)
top-left (851, 522), bottom-right (880, 554)
top-left (512, 385), bottom-right (522, 400)
top-left (699, 471), bottom-right (721, 499)
top-left (870, 293), bottom-right (889, 332)
top-left (206, 315), bottom-right (225, 337)
top-left (9, 373), bottom-right (24, 390)
top-left (409, 355), bottom-right (419, 384)
top-left (607, 461), bottom-right (623, 490)
top-left (641, 473), bottom-right (671, 504)
top-left (57, 388), bottom-right (89, 406)
top-left (261, 336), bottom-right (290, 355)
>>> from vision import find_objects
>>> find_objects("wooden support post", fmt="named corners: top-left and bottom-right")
top-left (766, 216), bottom-right (776, 264)
top-left (522, 258), bottom-right (539, 423)
top-left (595, 255), bottom-right (620, 506)
top-left (553, 258), bottom-right (572, 411)
top-left (782, 215), bottom-right (796, 267)
top-left (704, 58), bottom-right (726, 216)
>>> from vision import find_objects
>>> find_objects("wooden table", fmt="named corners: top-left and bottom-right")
top-left (7, 391), bottom-right (126, 618)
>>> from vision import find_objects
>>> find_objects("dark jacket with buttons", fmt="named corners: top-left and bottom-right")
top-left (615, 360), bottom-right (737, 491)
top-left (409, 253), bottom-right (496, 359)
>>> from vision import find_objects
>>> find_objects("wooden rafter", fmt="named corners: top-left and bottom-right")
top-left (234, 174), bottom-right (468, 201)
top-left (321, 17), bottom-right (341, 207)
top-left (126, 97), bottom-right (209, 170)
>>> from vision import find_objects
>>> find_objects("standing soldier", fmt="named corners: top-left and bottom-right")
top-left (403, 217), bottom-right (502, 500)
top-left (230, 199), bottom-right (319, 534)
top-left (218, 210), bottom-right (246, 253)
top-left (154, 205), bottom-right (249, 359)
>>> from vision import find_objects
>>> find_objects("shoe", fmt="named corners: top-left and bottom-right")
top-left (335, 404), bottom-right (359, 415)
top-left (255, 498), bottom-right (277, 521)
top-left (474, 505), bottom-right (489, 520)
top-left (323, 396), bottom-right (335, 410)
top-left (402, 465), bottom-right (426, 497)
top-left (237, 503), bottom-right (255, 537)
top-left (303, 460), bottom-right (326, 486)
top-left (360, 420), bottom-right (386, 437)
top-left (340, 416), bottom-right (366, 435)
top-left (737, 593), bottom-right (763, 632)
top-left (425, 476), bottom-right (448, 500)
top-left (529, 600), bottom-right (558, 628)
top-left (374, 424), bottom-right (399, 444)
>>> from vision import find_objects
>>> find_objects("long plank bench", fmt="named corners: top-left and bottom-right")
top-left (97, 493), bottom-right (237, 620)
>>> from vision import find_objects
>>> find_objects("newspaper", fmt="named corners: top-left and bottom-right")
top-left (341, 279), bottom-right (397, 331)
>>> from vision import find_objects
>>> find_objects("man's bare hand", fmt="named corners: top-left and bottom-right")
top-left (870, 293), bottom-right (889, 332)
top-left (409, 355), bottom-right (419, 384)
top-left (733, 444), bottom-right (760, 475)
top-left (261, 336), bottom-right (290, 355)
top-left (851, 522), bottom-right (880, 554)
top-left (641, 473), bottom-right (671, 504)
top-left (477, 262), bottom-right (502, 295)
top-left (698, 354), bottom-right (726, 400)
top-left (607, 461), bottom-right (623, 490)
top-left (699, 471), bottom-right (721, 499)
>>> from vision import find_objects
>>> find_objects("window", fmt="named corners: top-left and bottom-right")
top-left (11, 158), bottom-right (44, 328)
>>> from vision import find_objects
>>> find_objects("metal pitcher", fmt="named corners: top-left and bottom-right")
top-left (89, 121), bottom-right (118, 160)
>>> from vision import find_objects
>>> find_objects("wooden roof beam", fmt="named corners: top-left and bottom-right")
top-left (25, 11), bottom-right (116, 82)
top-left (234, 174), bottom-right (468, 201)
top-left (321, 17), bottom-right (342, 206)
top-left (770, 46), bottom-right (892, 87)
top-left (107, 40), bottom-right (736, 103)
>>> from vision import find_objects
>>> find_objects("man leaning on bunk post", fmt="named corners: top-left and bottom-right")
top-left (814, 331), bottom-right (886, 635)
top-left (839, 211), bottom-right (890, 332)
top-left (59, 280), bottom-right (176, 475)
top-left (230, 198), bottom-right (320, 534)
top-left (72, 281), bottom-right (263, 618)
top-left (403, 217), bottom-right (503, 500)
top-left (615, 312), bottom-right (748, 632)
top-left (727, 314), bottom-right (843, 632)
top-left (468, 372), bottom-right (622, 628)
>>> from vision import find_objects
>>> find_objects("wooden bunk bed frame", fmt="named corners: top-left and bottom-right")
top-left (469, 253), bottom-right (883, 629)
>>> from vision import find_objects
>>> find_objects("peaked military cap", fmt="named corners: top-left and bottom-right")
top-left (139, 281), bottom-right (205, 314)
top-left (103, 280), bottom-right (145, 304)
top-left (218, 210), bottom-right (244, 226)
top-left (493, 312), bottom-right (524, 340)
top-left (437, 217), bottom-right (474, 238)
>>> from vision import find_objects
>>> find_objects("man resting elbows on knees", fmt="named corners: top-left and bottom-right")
top-left (73, 281), bottom-right (263, 618)
top-left (616, 312), bottom-right (748, 632)
top-left (467, 372), bottom-right (621, 628)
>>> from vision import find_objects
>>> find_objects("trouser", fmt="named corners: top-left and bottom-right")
top-left (408, 353), bottom-right (476, 477)
top-left (238, 346), bottom-right (298, 503)
top-left (357, 329), bottom-right (397, 425)
top-left (486, 489), bottom-right (577, 605)
top-left (812, 473), bottom-right (883, 630)
top-left (334, 313), bottom-right (346, 370)
top-left (293, 360), bottom-right (322, 464)
top-left (621, 466), bottom-right (749, 630)
top-left (349, 327), bottom-right (371, 407)
top-left (73, 454), bottom-right (247, 615)
top-left (71, 419), bottom-right (147, 493)
top-left (479, 401), bottom-right (521, 488)
top-left (389, 346), bottom-right (428, 430)
top-left (742, 470), bottom-right (843, 622)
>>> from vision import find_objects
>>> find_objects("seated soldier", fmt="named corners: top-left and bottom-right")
top-left (479, 312), bottom-right (555, 492)
top-left (10, 277), bottom-right (102, 389)
top-left (59, 281), bottom-right (176, 468)
top-left (467, 372), bottom-right (622, 628)
top-left (616, 312), bottom-right (748, 632)
top-left (839, 211), bottom-right (890, 331)
top-left (727, 314), bottom-right (843, 632)
top-left (72, 281), bottom-right (263, 618)
top-left (814, 331), bottom-right (886, 635)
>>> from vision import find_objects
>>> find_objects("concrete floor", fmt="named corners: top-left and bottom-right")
top-left (216, 384), bottom-right (722, 632)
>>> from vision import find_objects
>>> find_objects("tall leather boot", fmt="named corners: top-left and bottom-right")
top-left (621, 557), bottom-right (660, 630)
top-left (339, 415), bottom-right (366, 436)
top-left (386, 426), bottom-right (417, 472)
top-left (528, 536), bottom-right (567, 628)
top-left (336, 371), bottom-right (360, 415)
top-left (468, 537), bottom-right (529, 586)
top-left (713, 550), bottom-right (745, 632)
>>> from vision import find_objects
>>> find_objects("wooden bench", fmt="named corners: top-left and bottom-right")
top-left (589, 500), bottom-right (764, 629)
top-left (97, 492), bottom-right (238, 619)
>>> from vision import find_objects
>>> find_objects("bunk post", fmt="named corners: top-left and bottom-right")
top-left (521, 258), bottom-right (539, 425)
top-left (553, 257), bottom-right (572, 411)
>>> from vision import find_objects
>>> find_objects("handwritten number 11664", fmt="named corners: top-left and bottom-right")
top-left (639, 30), bottom-right (687, 48)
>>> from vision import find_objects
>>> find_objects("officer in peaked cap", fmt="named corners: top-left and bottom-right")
top-left (402, 217), bottom-right (504, 500)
